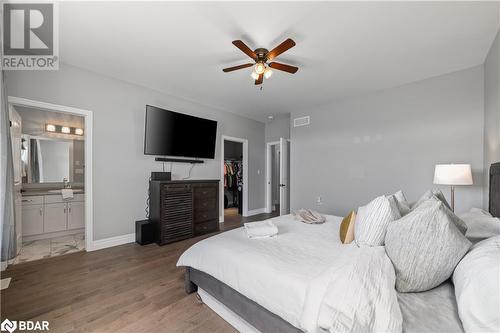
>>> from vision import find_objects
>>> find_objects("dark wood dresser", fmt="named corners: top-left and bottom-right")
top-left (149, 179), bottom-right (220, 245)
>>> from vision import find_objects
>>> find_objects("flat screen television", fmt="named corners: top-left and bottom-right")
top-left (144, 105), bottom-right (217, 159)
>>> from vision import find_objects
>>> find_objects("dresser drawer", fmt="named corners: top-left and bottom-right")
top-left (194, 197), bottom-right (217, 211)
top-left (194, 209), bottom-right (218, 223)
top-left (193, 187), bottom-right (216, 199)
top-left (194, 220), bottom-right (218, 235)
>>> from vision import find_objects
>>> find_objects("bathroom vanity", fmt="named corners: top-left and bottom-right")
top-left (21, 190), bottom-right (85, 241)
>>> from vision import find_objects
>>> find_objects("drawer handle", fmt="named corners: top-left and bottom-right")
top-left (39, 208), bottom-right (42, 216)
top-left (22, 199), bottom-right (33, 202)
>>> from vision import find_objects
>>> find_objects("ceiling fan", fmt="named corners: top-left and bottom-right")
top-left (223, 38), bottom-right (298, 85)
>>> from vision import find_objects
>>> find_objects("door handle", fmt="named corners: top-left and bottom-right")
top-left (280, 184), bottom-right (286, 187)
top-left (39, 208), bottom-right (42, 216)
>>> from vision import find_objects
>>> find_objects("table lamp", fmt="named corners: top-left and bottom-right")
top-left (433, 164), bottom-right (473, 212)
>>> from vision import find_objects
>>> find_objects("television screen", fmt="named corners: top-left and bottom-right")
top-left (144, 105), bottom-right (217, 159)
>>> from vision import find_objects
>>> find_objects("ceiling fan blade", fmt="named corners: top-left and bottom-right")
top-left (269, 62), bottom-right (298, 74)
top-left (267, 38), bottom-right (296, 61)
top-left (222, 63), bottom-right (254, 72)
top-left (255, 73), bottom-right (263, 85)
top-left (232, 40), bottom-right (257, 61)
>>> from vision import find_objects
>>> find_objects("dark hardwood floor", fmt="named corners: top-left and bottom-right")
top-left (1, 210), bottom-right (279, 333)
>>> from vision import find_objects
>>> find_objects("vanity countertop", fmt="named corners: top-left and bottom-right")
top-left (22, 189), bottom-right (85, 197)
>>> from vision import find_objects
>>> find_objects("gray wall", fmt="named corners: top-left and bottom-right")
top-left (265, 115), bottom-right (290, 143)
top-left (291, 66), bottom-right (484, 215)
top-left (484, 29), bottom-right (500, 208)
top-left (6, 64), bottom-right (265, 240)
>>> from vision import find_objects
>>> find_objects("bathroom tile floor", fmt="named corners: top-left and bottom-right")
top-left (13, 232), bottom-right (85, 264)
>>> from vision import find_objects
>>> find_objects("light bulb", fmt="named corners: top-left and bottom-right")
top-left (250, 71), bottom-right (259, 80)
top-left (75, 128), bottom-right (84, 135)
top-left (61, 126), bottom-right (70, 134)
top-left (264, 68), bottom-right (273, 79)
top-left (46, 124), bottom-right (56, 132)
top-left (254, 62), bottom-right (266, 75)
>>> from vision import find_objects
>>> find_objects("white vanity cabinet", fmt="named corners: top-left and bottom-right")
top-left (21, 193), bottom-right (85, 239)
top-left (22, 203), bottom-right (44, 236)
top-left (44, 203), bottom-right (68, 233)
top-left (67, 201), bottom-right (85, 230)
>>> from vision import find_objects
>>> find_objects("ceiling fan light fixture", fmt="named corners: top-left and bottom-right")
top-left (264, 68), bottom-right (273, 79)
top-left (255, 62), bottom-right (266, 75)
top-left (250, 71), bottom-right (259, 80)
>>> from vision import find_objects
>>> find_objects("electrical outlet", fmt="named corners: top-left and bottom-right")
top-left (317, 196), bottom-right (322, 205)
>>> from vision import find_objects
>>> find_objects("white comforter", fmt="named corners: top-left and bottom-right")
top-left (177, 214), bottom-right (402, 332)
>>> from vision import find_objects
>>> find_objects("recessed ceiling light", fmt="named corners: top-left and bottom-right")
top-left (268, 115), bottom-right (274, 120)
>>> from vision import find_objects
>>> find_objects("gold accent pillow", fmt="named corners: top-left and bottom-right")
top-left (340, 211), bottom-right (356, 244)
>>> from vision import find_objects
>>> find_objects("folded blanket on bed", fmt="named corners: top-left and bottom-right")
top-left (316, 246), bottom-right (403, 333)
top-left (244, 220), bottom-right (278, 239)
top-left (292, 209), bottom-right (326, 224)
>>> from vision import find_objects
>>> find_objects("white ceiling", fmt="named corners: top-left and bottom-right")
top-left (59, 1), bottom-right (500, 122)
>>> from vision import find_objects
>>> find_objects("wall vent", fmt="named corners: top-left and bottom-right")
top-left (293, 116), bottom-right (310, 127)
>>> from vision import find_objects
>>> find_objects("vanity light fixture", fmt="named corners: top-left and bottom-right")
top-left (45, 124), bottom-right (84, 136)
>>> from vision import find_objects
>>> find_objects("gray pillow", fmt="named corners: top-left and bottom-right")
top-left (412, 189), bottom-right (451, 210)
top-left (391, 190), bottom-right (411, 216)
top-left (355, 195), bottom-right (401, 247)
top-left (385, 197), bottom-right (471, 292)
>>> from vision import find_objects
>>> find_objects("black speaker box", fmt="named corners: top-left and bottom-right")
top-left (151, 172), bottom-right (171, 181)
top-left (136, 219), bottom-right (155, 245)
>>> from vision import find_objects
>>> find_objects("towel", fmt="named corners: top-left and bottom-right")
top-left (61, 189), bottom-right (74, 200)
top-left (244, 220), bottom-right (278, 239)
top-left (292, 209), bottom-right (326, 224)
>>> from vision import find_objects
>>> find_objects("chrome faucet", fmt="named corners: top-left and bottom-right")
top-left (63, 178), bottom-right (71, 189)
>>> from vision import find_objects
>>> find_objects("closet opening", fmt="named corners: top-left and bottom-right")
top-left (220, 136), bottom-right (248, 224)
top-left (224, 140), bottom-right (243, 218)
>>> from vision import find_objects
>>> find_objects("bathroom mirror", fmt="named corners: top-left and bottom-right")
top-left (21, 136), bottom-right (85, 184)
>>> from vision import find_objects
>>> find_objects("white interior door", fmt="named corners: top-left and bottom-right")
top-left (279, 138), bottom-right (290, 215)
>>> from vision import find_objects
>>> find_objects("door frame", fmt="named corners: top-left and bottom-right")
top-left (265, 141), bottom-right (280, 213)
top-left (7, 96), bottom-right (94, 251)
top-left (220, 135), bottom-right (248, 222)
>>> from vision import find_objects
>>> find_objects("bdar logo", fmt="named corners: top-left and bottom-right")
top-left (1, 319), bottom-right (17, 333)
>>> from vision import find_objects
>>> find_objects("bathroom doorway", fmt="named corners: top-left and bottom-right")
top-left (7, 97), bottom-right (93, 267)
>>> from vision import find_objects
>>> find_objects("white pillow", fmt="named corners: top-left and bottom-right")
top-left (355, 195), bottom-right (401, 247)
top-left (460, 208), bottom-right (500, 243)
top-left (453, 236), bottom-right (500, 332)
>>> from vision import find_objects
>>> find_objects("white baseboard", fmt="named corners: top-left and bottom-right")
top-left (244, 208), bottom-right (266, 217)
top-left (87, 233), bottom-right (135, 252)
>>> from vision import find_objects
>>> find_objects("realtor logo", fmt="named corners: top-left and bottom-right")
top-left (2, 2), bottom-right (59, 70)
top-left (0, 319), bottom-right (17, 333)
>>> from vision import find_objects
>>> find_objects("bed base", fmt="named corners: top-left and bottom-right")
top-left (185, 267), bottom-right (301, 333)
top-left (490, 162), bottom-right (500, 218)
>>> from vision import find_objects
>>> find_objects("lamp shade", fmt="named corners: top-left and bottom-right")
top-left (433, 164), bottom-right (473, 185)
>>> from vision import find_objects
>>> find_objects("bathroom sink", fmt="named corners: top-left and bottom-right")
top-left (48, 189), bottom-right (84, 194)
